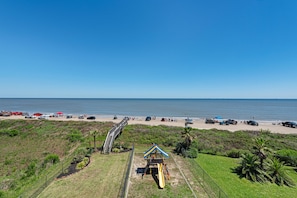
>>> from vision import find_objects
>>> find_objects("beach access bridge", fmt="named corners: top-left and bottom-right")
top-left (102, 117), bottom-right (129, 154)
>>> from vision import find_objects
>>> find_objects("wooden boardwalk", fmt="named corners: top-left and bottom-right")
top-left (102, 117), bottom-right (129, 154)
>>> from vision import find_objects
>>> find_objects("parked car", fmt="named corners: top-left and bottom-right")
top-left (78, 115), bottom-right (84, 119)
top-left (185, 118), bottom-right (193, 124)
top-left (113, 115), bottom-right (118, 120)
top-left (205, 118), bottom-right (215, 124)
top-left (225, 119), bottom-right (238, 125)
top-left (25, 115), bottom-right (35, 119)
top-left (87, 116), bottom-right (96, 120)
top-left (38, 115), bottom-right (50, 120)
top-left (219, 120), bottom-right (229, 125)
top-left (145, 116), bottom-right (151, 121)
top-left (246, 120), bottom-right (259, 126)
top-left (282, 121), bottom-right (297, 128)
top-left (66, 114), bottom-right (73, 119)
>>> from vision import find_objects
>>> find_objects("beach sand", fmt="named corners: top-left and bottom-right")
top-left (1, 115), bottom-right (297, 134)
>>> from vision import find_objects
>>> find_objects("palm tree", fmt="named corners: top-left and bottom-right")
top-left (89, 129), bottom-right (99, 152)
top-left (236, 153), bottom-right (267, 182)
top-left (174, 127), bottom-right (194, 156)
top-left (253, 137), bottom-right (273, 168)
top-left (181, 126), bottom-right (193, 150)
top-left (266, 157), bottom-right (295, 187)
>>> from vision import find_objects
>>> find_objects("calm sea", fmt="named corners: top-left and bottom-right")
top-left (0, 98), bottom-right (296, 121)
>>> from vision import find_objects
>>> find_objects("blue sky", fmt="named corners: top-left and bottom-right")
top-left (0, 0), bottom-right (296, 98)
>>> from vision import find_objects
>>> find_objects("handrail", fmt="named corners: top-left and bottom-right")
top-left (102, 117), bottom-right (129, 154)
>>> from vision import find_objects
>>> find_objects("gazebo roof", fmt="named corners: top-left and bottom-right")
top-left (144, 144), bottom-right (169, 159)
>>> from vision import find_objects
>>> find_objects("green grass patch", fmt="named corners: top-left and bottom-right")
top-left (38, 152), bottom-right (129, 198)
top-left (0, 119), bottom-right (114, 197)
top-left (1, 119), bottom-right (297, 197)
top-left (196, 153), bottom-right (297, 198)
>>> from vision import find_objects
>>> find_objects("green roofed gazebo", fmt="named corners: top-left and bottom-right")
top-left (144, 144), bottom-right (169, 159)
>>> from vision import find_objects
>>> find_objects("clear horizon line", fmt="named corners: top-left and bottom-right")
top-left (0, 97), bottom-right (296, 100)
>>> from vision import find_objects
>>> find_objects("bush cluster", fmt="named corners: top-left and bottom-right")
top-left (43, 154), bottom-right (60, 165)
top-left (73, 147), bottom-right (88, 163)
top-left (234, 137), bottom-right (295, 187)
top-left (0, 129), bottom-right (19, 137)
top-left (227, 149), bottom-right (251, 158)
top-left (112, 141), bottom-right (130, 152)
top-left (76, 157), bottom-right (89, 170)
top-left (67, 129), bottom-right (83, 142)
top-left (276, 149), bottom-right (297, 167)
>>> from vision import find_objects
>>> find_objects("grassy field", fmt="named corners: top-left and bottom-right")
top-left (1, 119), bottom-right (297, 197)
top-left (0, 119), bottom-right (113, 197)
top-left (40, 146), bottom-right (205, 198)
top-left (196, 153), bottom-right (297, 198)
top-left (38, 152), bottom-right (129, 198)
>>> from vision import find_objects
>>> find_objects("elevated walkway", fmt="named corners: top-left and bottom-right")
top-left (102, 117), bottom-right (129, 154)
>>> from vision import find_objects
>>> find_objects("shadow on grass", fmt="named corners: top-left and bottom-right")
top-left (137, 167), bottom-right (161, 188)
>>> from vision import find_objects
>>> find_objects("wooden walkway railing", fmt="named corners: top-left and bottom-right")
top-left (102, 117), bottom-right (129, 154)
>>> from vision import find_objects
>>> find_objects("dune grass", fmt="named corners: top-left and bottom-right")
top-left (196, 153), bottom-right (297, 198)
top-left (0, 119), bottom-right (113, 197)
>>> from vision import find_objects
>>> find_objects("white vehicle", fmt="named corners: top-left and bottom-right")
top-left (38, 115), bottom-right (50, 120)
top-left (185, 117), bottom-right (193, 124)
top-left (25, 115), bottom-right (36, 119)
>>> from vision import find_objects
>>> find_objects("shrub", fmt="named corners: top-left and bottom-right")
top-left (73, 147), bottom-right (88, 162)
top-left (44, 154), bottom-right (60, 166)
top-left (0, 129), bottom-right (19, 137)
top-left (25, 161), bottom-right (37, 178)
top-left (75, 157), bottom-right (89, 170)
top-left (185, 147), bottom-right (198, 158)
top-left (67, 130), bottom-right (83, 142)
top-left (112, 141), bottom-right (130, 151)
top-left (163, 137), bottom-right (178, 147)
top-left (76, 161), bottom-right (86, 170)
top-left (227, 150), bottom-right (241, 158)
top-left (112, 148), bottom-right (120, 153)
top-left (227, 149), bottom-right (251, 158)
top-left (83, 157), bottom-right (89, 164)
top-left (276, 149), bottom-right (297, 166)
top-left (227, 149), bottom-right (241, 158)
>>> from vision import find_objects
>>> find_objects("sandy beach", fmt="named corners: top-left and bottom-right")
top-left (1, 115), bottom-right (297, 135)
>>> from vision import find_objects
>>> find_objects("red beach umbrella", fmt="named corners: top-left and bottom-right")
top-left (56, 112), bottom-right (63, 117)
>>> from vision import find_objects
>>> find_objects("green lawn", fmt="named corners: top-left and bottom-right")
top-left (38, 152), bottom-right (129, 198)
top-left (196, 153), bottom-right (297, 198)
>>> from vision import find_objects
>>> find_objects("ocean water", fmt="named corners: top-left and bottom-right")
top-left (0, 98), bottom-right (296, 121)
